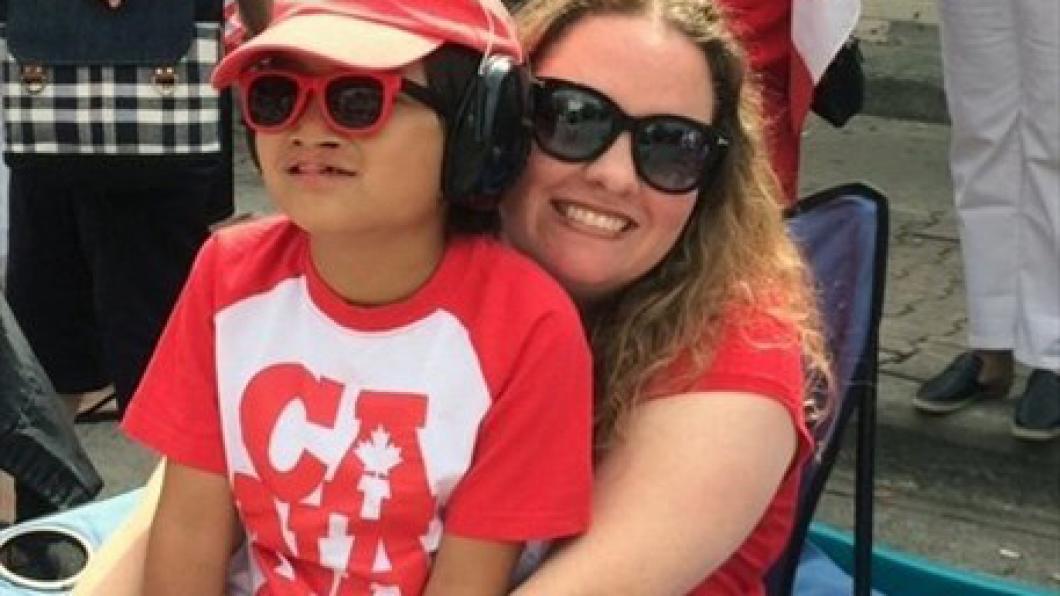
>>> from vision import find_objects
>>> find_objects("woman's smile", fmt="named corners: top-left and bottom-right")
top-left (552, 199), bottom-right (635, 237)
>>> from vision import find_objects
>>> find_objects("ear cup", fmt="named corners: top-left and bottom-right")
top-left (442, 55), bottom-right (531, 209)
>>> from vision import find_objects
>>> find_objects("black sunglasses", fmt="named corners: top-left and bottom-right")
top-left (532, 77), bottom-right (730, 194)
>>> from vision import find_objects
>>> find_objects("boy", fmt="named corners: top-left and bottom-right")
top-left (122, 1), bottom-right (592, 594)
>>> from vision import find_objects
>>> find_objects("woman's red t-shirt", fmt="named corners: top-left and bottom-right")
top-left (646, 307), bottom-right (813, 596)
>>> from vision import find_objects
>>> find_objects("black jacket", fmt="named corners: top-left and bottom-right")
top-left (0, 297), bottom-right (101, 510)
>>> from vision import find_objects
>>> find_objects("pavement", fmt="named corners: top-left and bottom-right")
top-left (798, 115), bottom-right (1059, 590)
top-left (858, 18), bottom-right (949, 124)
top-left (5, 26), bottom-right (1060, 591)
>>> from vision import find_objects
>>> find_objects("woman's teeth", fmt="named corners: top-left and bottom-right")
top-left (560, 203), bottom-right (630, 233)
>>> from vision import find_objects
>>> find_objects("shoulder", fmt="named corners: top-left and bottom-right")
top-left (644, 302), bottom-right (813, 470)
top-left (202, 215), bottom-right (307, 310)
top-left (722, 303), bottom-right (802, 353)
top-left (209, 214), bottom-right (297, 259)
top-left (444, 236), bottom-right (589, 389)
top-left (651, 303), bottom-right (804, 409)
top-left (462, 236), bottom-right (564, 288)
top-left (714, 304), bottom-right (803, 387)
top-left (450, 236), bottom-right (582, 325)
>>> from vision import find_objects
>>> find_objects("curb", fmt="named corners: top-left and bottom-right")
top-left (869, 372), bottom-right (1059, 509)
top-left (864, 76), bottom-right (948, 126)
top-left (859, 20), bottom-right (949, 124)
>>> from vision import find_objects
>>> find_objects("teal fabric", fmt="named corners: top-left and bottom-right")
top-left (793, 541), bottom-right (884, 595)
top-left (807, 523), bottom-right (1057, 596)
top-left (0, 490), bottom-right (142, 595)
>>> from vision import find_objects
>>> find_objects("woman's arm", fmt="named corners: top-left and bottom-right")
top-left (423, 535), bottom-right (522, 596)
top-left (512, 391), bottom-right (797, 596)
top-left (142, 461), bottom-right (240, 596)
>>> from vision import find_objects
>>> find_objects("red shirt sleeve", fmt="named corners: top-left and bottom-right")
top-left (648, 308), bottom-right (815, 594)
top-left (443, 307), bottom-right (593, 542)
top-left (122, 236), bottom-right (226, 475)
top-left (646, 307), bottom-right (812, 468)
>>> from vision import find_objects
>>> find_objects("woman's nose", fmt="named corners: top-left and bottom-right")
top-left (581, 132), bottom-right (641, 197)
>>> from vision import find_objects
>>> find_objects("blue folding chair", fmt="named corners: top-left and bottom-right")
top-left (767, 182), bottom-right (890, 596)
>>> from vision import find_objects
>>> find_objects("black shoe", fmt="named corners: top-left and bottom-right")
top-left (913, 352), bottom-right (1010, 414)
top-left (1011, 369), bottom-right (1060, 441)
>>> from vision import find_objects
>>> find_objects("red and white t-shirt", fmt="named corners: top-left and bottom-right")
top-left (124, 216), bottom-right (593, 595)
top-left (647, 306), bottom-right (813, 596)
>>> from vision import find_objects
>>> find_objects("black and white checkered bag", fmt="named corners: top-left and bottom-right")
top-left (0, 0), bottom-right (222, 157)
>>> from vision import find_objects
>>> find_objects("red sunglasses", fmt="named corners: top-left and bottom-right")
top-left (237, 68), bottom-right (441, 136)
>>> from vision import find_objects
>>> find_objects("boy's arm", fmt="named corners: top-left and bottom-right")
top-left (423, 534), bottom-right (522, 596)
top-left (143, 461), bottom-right (240, 596)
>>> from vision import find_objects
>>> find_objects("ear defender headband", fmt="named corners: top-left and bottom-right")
top-left (440, 1), bottom-right (531, 210)
top-left (441, 53), bottom-right (531, 210)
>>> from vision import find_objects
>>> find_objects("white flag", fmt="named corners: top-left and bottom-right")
top-left (792, 0), bottom-right (861, 83)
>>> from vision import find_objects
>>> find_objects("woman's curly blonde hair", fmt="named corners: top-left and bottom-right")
top-left (514, 0), bottom-right (833, 451)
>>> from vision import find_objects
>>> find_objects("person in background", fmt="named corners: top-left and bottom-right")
top-left (913, 0), bottom-right (1059, 441)
top-left (716, 0), bottom-right (807, 204)
top-left (2, 0), bottom-right (234, 521)
top-left (718, 0), bottom-right (860, 206)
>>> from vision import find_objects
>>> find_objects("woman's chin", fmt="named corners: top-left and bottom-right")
top-left (546, 260), bottom-right (625, 304)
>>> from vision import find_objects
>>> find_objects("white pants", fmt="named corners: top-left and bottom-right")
top-left (939, 0), bottom-right (1060, 371)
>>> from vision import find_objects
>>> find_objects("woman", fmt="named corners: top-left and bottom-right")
top-left (75, 0), bottom-right (828, 593)
top-left (503, 0), bottom-right (828, 593)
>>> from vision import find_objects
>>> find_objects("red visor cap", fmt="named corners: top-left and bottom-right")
top-left (212, 0), bottom-right (523, 89)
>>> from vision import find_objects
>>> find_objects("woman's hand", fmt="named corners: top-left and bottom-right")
top-left (101, 0), bottom-right (122, 9)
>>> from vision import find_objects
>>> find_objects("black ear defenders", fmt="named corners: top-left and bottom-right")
top-left (441, 53), bottom-right (531, 210)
